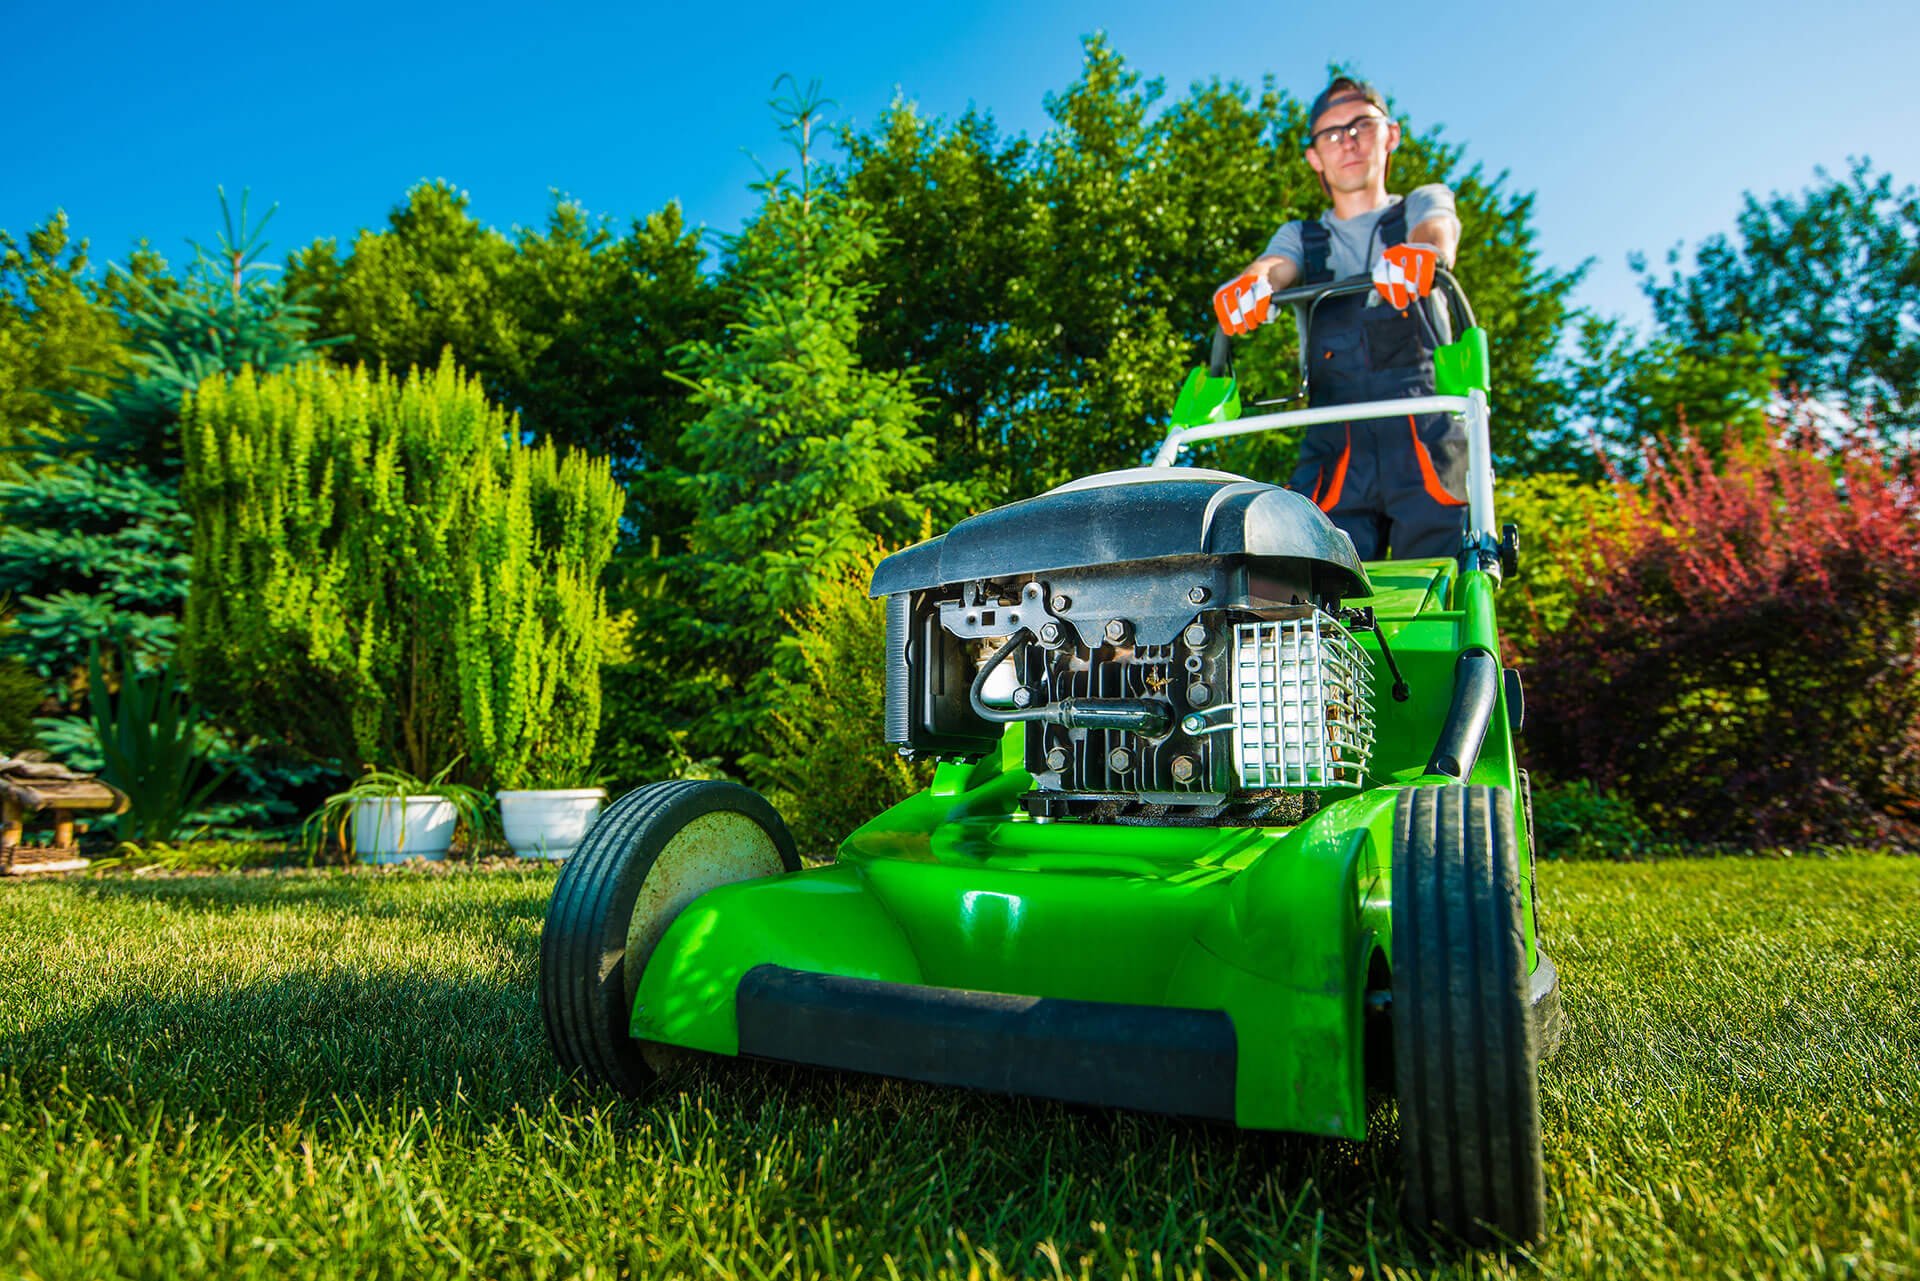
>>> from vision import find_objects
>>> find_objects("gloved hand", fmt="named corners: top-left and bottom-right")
top-left (1372, 242), bottom-right (1439, 309)
top-left (1213, 271), bottom-right (1274, 335)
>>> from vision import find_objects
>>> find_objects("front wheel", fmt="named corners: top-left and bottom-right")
top-left (539, 780), bottom-right (800, 1094)
top-left (1391, 785), bottom-right (1545, 1245)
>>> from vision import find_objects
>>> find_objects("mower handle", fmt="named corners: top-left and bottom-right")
top-left (1208, 267), bottom-right (1478, 378)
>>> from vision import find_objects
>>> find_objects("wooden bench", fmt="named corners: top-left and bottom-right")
top-left (0, 760), bottom-right (128, 876)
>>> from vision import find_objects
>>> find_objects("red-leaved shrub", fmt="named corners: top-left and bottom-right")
top-left (1528, 434), bottom-right (1920, 848)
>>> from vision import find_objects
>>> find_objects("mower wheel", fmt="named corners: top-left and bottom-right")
top-left (540, 780), bottom-right (800, 1094)
top-left (1391, 785), bottom-right (1545, 1245)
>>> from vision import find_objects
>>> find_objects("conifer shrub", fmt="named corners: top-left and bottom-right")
top-left (179, 353), bottom-right (623, 789)
top-left (751, 544), bottom-right (932, 861)
top-left (1529, 437), bottom-right (1920, 848)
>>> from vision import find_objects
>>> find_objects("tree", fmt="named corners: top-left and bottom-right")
top-left (1635, 159), bottom-right (1920, 444)
top-left (0, 193), bottom-right (329, 686)
top-left (667, 78), bottom-right (964, 757)
top-left (285, 180), bottom-right (531, 401)
top-left (181, 353), bottom-right (624, 788)
top-left (836, 39), bottom-right (1582, 495)
top-left (0, 213), bottom-right (139, 454)
top-left (1556, 316), bottom-right (1778, 475)
top-left (287, 185), bottom-right (718, 533)
top-left (0, 195), bottom-right (340, 833)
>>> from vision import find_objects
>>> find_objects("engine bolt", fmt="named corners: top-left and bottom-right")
top-left (1108, 747), bottom-right (1134, 773)
top-left (1012, 685), bottom-right (1034, 708)
top-left (1050, 593), bottom-right (1071, 612)
top-left (1187, 682), bottom-right (1212, 705)
top-left (1038, 621), bottom-right (1062, 644)
top-left (1103, 619), bottom-right (1130, 644)
top-left (1183, 622), bottom-right (1209, 648)
top-left (1188, 585), bottom-right (1211, 605)
top-left (1170, 755), bottom-right (1197, 784)
top-left (1045, 746), bottom-right (1070, 772)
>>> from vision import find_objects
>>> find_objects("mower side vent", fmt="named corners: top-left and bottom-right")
top-left (1231, 612), bottom-right (1374, 789)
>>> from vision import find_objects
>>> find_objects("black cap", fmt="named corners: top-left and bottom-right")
top-left (1306, 77), bottom-right (1388, 137)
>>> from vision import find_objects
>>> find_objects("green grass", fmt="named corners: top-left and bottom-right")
top-left (1, 857), bottom-right (1915, 1279)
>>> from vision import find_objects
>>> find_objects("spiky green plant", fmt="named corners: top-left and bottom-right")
top-left (85, 645), bottom-right (228, 844)
top-left (179, 353), bottom-right (622, 789)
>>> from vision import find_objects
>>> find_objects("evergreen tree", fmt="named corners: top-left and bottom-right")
top-left (0, 194), bottom-right (339, 831)
top-left (0, 213), bottom-right (144, 454)
top-left (0, 191), bottom-right (331, 684)
top-left (182, 354), bottom-right (623, 787)
top-left (666, 78), bottom-right (964, 757)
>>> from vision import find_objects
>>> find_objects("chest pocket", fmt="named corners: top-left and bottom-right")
top-left (1363, 306), bottom-right (1437, 377)
top-left (1310, 324), bottom-right (1372, 405)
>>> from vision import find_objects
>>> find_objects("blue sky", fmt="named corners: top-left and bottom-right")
top-left (8, 0), bottom-right (1918, 329)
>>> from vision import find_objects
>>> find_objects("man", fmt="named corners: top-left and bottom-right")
top-left (1213, 77), bottom-right (1468, 561)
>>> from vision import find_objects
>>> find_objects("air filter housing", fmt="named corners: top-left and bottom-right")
top-left (1230, 609), bottom-right (1375, 790)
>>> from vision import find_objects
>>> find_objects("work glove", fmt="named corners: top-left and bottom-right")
top-left (1212, 271), bottom-right (1274, 336)
top-left (1372, 242), bottom-right (1439, 309)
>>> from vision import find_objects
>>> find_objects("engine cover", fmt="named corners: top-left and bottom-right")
top-left (873, 471), bottom-right (1378, 821)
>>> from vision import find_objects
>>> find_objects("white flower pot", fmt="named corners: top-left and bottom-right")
top-left (352, 796), bottom-right (457, 862)
top-left (497, 788), bottom-right (606, 860)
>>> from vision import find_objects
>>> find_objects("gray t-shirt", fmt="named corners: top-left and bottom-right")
top-left (1263, 185), bottom-right (1459, 335)
top-left (1262, 185), bottom-right (1459, 278)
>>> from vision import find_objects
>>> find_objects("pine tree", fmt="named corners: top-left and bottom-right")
top-left (0, 193), bottom-right (338, 832)
top-left (665, 79), bottom-right (965, 758)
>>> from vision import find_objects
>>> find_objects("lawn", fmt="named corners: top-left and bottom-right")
top-left (1, 856), bottom-right (1915, 1279)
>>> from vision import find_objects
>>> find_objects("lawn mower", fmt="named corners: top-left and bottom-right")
top-left (540, 269), bottom-right (1563, 1245)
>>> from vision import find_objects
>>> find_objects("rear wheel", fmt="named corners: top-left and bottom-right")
top-left (1391, 785), bottom-right (1545, 1244)
top-left (540, 780), bottom-right (800, 1094)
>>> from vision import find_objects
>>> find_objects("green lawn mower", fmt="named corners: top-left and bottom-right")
top-left (541, 269), bottom-right (1563, 1245)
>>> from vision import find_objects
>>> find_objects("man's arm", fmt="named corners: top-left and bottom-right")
top-left (1246, 253), bottom-right (1302, 292)
top-left (1407, 216), bottom-right (1458, 267)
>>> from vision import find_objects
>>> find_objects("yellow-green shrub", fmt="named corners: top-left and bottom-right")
top-left (179, 353), bottom-right (623, 788)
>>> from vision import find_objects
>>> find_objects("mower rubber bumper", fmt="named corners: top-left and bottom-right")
top-left (735, 964), bottom-right (1238, 1120)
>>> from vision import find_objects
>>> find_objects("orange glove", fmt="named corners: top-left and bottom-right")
top-left (1372, 243), bottom-right (1438, 309)
top-left (1212, 271), bottom-right (1274, 335)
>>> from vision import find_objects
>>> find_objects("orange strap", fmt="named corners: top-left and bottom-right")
top-left (1315, 426), bottom-right (1352, 512)
top-left (1408, 416), bottom-right (1466, 507)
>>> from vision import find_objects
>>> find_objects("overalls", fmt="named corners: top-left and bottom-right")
top-left (1285, 203), bottom-right (1470, 561)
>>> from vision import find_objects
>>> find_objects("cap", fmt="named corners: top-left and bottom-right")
top-left (1307, 77), bottom-right (1388, 136)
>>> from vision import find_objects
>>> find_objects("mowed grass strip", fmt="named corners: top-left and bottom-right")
top-left (1, 857), bottom-right (1915, 1279)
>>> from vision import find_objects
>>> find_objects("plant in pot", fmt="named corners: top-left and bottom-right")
top-left (304, 761), bottom-right (498, 864)
top-left (497, 764), bottom-right (607, 860)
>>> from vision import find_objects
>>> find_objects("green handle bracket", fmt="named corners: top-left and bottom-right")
top-left (1170, 366), bottom-right (1241, 429)
top-left (1433, 327), bottom-right (1491, 397)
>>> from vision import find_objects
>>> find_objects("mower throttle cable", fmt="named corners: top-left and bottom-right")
top-left (1343, 607), bottom-right (1411, 703)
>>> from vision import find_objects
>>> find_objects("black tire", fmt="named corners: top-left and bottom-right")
top-left (540, 780), bottom-right (800, 1094)
top-left (1391, 785), bottom-right (1545, 1245)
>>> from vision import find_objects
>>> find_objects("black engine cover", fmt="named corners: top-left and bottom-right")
top-left (869, 469), bottom-right (1370, 602)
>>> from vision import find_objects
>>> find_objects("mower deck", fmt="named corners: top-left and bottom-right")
top-left (625, 552), bottom-right (1550, 1141)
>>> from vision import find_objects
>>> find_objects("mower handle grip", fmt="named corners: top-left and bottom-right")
top-left (1209, 267), bottom-right (1478, 377)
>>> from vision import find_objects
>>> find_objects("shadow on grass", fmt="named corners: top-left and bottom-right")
top-left (2, 967), bottom-right (558, 1125)
top-left (12, 867), bottom-right (1484, 1272)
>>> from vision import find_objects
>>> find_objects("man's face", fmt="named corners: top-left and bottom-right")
top-left (1305, 99), bottom-right (1399, 195)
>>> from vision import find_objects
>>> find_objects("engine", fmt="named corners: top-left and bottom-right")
top-left (872, 469), bottom-right (1380, 823)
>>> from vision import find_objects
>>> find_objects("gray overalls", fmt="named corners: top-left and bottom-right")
top-left (1285, 203), bottom-right (1470, 561)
